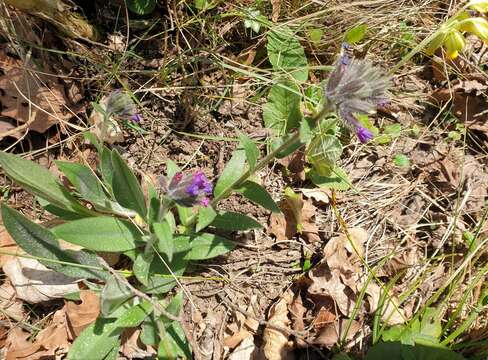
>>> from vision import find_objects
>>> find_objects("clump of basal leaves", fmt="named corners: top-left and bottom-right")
top-left (0, 120), bottom-right (280, 357)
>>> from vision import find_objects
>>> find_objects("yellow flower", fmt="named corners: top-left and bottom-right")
top-left (425, 31), bottom-right (447, 55)
top-left (467, 0), bottom-right (488, 13)
top-left (444, 29), bottom-right (466, 58)
top-left (458, 17), bottom-right (488, 42)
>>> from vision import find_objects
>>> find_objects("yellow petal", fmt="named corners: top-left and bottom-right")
top-left (467, 0), bottom-right (488, 12)
top-left (458, 17), bottom-right (488, 41)
top-left (444, 30), bottom-right (465, 59)
top-left (425, 32), bottom-right (447, 55)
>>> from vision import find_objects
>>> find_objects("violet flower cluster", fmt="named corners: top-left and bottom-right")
top-left (324, 50), bottom-right (390, 143)
top-left (105, 90), bottom-right (142, 123)
top-left (167, 171), bottom-right (213, 207)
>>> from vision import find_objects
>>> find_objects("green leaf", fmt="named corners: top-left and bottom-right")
top-left (263, 81), bottom-right (302, 134)
top-left (185, 233), bottom-right (235, 260)
top-left (38, 198), bottom-right (87, 220)
top-left (384, 124), bottom-right (402, 137)
top-left (239, 133), bottom-right (259, 172)
top-left (153, 221), bottom-right (173, 261)
top-left (214, 149), bottom-right (246, 198)
top-left (100, 147), bottom-right (114, 194)
top-left (236, 181), bottom-right (280, 213)
top-left (176, 205), bottom-right (193, 226)
top-left (113, 301), bottom-right (153, 329)
top-left (67, 318), bottom-right (121, 360)
top-left (1, 204), bottom-right (107, 280)
top-left (0, 152), bottom-right (87, 214)
top-left (196, 206), bottom-right (217, 232)
top-left (299, 117), bottom-right (315, 144)
top-left (267, 25), bottom-right (308, 82)
top-left (307, 134), bottom-right (342, 176)
top-left (365, 341), bottom-right (465, 360)
top-left (133, 250), bottom-right (154, 286)
top-left (210, 211), bottom-right (262, 231)
top-left (345, 24), bottom-right (368, 44)
top-left (194, 0), bottom-right (217, 10)
top-left (127, 0), bottom-right (156, 14)
top-left (100, 277), bottom-right (132, 316)
top-left (111, 150), bottom-right (147, 219)
top-left (309, 167), bottom-right (351, 191)
top-left (56, 161), bottom-right (107, 204)
top-left (166, 159), bottom-right (181, 180)
top-left (393, 154), bottom-right (410, 167)
top-left (308, 28), bottom-right (323, 44)
top-left (52, 217), bottom-right (143, 252)
top-left (142, 251), bottom-right (189, 294)
top-left (83, 132), bottom-right (102, 154)
top-left (158, 322), bottom-right (192, 359)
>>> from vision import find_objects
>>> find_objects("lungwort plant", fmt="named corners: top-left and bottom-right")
top-left (0, 42), bottom-right (390, 358)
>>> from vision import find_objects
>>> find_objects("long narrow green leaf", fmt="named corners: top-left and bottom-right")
top-left (210, 212), bottom-right (262, 231)
top-left (1, 204), bottom-right (107, 280)
top-left (56, 161), bottom-right (107, 204)
top-left (0, 152), bottom-right (88, 214)
top-left (185, 233), bottom-right (234, 260)
top-left (52, 217), bottom-right (143, 252)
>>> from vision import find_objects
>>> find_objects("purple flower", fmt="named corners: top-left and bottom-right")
top-left (130, 113), bottom-right (143, 122)
top-left (356, 127), bottom-right (373, 143)
top-left (325, 57), bottom-right (390, 143)
top-left (167, 170), bottom-right (213, 207)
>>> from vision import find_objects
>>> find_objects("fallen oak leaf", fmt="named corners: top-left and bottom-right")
top-left (289, 291), bottom-right (307, 348)
top-left (0, 281), bottom-right (25, 323)
top-left (314, 319), bottom-right (362, 348)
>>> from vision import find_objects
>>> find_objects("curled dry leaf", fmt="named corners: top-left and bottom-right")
top-left (3, 257), bottom-right (79, 304)
top-left (314, 319), bottom-right (362, 348)
top-left (65, 290), bottom-right (100, 338)
top-left (269, 189), bottom-right (320, 242)
top-left (0, 47), bottom-right (83, 137)
top-left (262, 291), bottom-right (294, 360)
top-left (121, 328), bottom-right (156, 359)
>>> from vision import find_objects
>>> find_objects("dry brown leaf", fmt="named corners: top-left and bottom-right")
top-left (65, 290), bottom-right (100, 338)
top-left (289, 292), bottom-right (307, 348)
top-left (269, 190), bottom-right (320, 242)
top-left (262, 291), bottom-right (294, 360)
top-left (277, 150), bottom-right (305, 181)
top-left (314, 319), bottom-right (362, 348)
top-left (5, 308), bottom-right (70, 359)
top-left (228, 336), bottom-right (258, 360)
top-left (0, 47), bottom-right (82, 136)
top-left (308, 263), bottom-right (354, 317)
top-left (120, 328), bottom-right (156, 359)
top-left (271, 0), bottom-right (281, 22)
top-left (312, 307), bottom-right (337, 331)
top-left (0, 281), bottom-right (24, 322)
top-left (224, 330), bottom-right (253, 349)
top-left (3, 257), bottom-right (79, 304)
top-left (431, 81), bottom-right (488, 133)
top-left (5, 327), bottom-right (40, 360)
